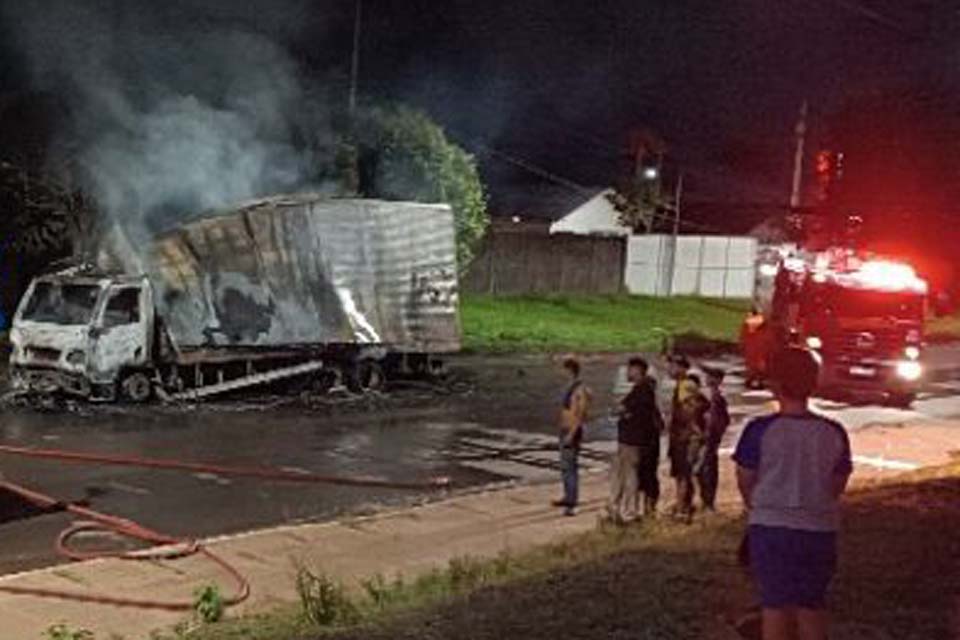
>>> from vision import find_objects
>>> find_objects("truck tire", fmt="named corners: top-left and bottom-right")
top-left (346, 359), bottom-right (386, 393)
top-left (120, 371), bottom-right (153, 403)
top-left (887, 392), bottom-right (916, 409)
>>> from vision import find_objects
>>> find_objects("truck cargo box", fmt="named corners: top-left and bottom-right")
top-left (96, 196), bottom-right (461, 358)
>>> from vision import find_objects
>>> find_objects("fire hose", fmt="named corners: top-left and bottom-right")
top-left (0, 445), bottom-right (451, 611)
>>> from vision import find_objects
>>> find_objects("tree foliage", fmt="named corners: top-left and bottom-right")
top-left (351, 105), bottom-right (489, 270)
top-left (0, 160), bottom-right (95, 257)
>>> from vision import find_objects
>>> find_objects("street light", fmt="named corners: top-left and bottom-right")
top-left (643, 166), bottom-right (659, 180)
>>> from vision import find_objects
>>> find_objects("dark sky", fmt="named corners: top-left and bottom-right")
top-left (352, 1), bottom-right (958, 207)
top-left (1, 0), bottom-right (958, 223)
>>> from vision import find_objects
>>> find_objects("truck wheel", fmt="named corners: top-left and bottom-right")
top-left (888, 392), bottom-right (916, 409)
top-left (346, 359), bottom-right (386, 393)
top-left (120, 372), bottom-right (153, 403)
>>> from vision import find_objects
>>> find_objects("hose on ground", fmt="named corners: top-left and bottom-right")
top-left (0, 445), bottom-right (450, 610)
top-left (0, 444), bottom-right (452, 490)
top-left (0, 478), bottom-right (249, 611)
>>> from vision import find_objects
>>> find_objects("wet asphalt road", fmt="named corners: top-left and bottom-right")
top-left (1, 348), bottom-right (959, 575)
top-left (0, 355), bottom-right (591, 574)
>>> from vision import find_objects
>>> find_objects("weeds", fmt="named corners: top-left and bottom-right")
top-left (193, 584), bottom-right (225, 624)
top-left (44, 625), bottom-right (95, 640)
top-left (296, 566), bottom-right (359, 627)
top-left (446, 555), bottom-right (487, 592)
top-left (360, 573), bottom-right (406, 610)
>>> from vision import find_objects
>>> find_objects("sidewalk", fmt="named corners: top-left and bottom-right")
top-left (0, 473), bottom-right (618, 639)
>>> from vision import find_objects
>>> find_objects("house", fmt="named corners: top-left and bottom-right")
top-left (548, 188), bottom-right (627, 236)
top-left (487, 181), bottom-right (625, 237)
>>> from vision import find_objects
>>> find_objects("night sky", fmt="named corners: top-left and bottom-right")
top-left (1, 1), bottom-right (958, 228)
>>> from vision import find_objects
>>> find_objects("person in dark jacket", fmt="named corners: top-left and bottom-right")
top-left (607, 357), bottom-right (662, 522)
top-left (695, 367), bottom-right (731, 511)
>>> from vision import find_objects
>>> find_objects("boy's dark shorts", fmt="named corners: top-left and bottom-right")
top-left (749, 524), bottom-right (837, 609)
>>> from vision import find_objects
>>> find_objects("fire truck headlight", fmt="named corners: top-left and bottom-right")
top-left (806, 336), bottom-right (823, 350)
top-left (904, 346), bottom-right (920, 361)
top-left (896, 361), bottom-right (923, 382)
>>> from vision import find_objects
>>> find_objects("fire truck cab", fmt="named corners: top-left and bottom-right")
top-left (747, 249), bottom-right (927, 406)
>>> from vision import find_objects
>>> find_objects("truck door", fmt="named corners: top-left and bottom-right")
top-left (89, 286), bottom-right (150, 384)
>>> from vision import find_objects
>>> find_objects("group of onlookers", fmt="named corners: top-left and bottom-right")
top-left (553, 349), bottom-right (853, 640)
top-left (553, 354), bottom-right (730, 524)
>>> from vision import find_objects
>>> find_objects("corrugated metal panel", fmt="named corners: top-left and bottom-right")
top-left (100, 196), bottom-right (460, 354)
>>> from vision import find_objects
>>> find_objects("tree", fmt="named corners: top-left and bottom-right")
top-left (0, 160), bottom-right (95, 257)
top-left (350, 105), bottom-right (489, 270)
top-left (608, 127), bottom-right (669, 233)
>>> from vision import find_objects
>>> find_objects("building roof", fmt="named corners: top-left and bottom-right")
top-left (487, 181), bottom-right (602, 221)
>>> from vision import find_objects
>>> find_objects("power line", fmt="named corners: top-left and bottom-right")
top-left (468, 141), bottom-right (723, 233)
top-left (826, 0), bottom-right (926, 40)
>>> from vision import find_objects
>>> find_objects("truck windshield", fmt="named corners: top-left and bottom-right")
top-left (20, 282), bottom-right (102, 325)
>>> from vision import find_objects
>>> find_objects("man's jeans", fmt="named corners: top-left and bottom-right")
top-left (560, 441), bottom-right (579, 507)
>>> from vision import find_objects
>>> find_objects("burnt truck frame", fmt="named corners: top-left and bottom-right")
top-left (10, 196), bottom-right (461, 402)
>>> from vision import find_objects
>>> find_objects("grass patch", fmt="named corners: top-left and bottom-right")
top-left (460, 294), bottom-right (749, 354)
top-left (152, 465), bottom-right (960, 640)
top-left (160, 517), bottom-right (746, 640)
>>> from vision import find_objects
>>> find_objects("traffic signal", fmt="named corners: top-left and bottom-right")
top-left (814, 150), bottom-right (841, 201)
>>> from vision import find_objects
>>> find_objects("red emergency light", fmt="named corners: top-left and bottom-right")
top-left (833, 259), bottom-right (928, 294)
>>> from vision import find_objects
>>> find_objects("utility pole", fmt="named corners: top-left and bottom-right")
top-left (667, 172), bottom-right (684, 296)
top-left (789, 100), bottom-right (808, 210)
top-left (348, 0), bottom-right (363, 122)
top-left (672, 172), bottom-right (684, 237)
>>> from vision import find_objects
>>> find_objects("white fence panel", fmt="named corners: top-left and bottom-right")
top-left (626, 235), bottom-right (669, 295)
top-left (625, 234), bottom-right (757, 298)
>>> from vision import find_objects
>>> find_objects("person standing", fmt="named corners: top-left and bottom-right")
top-left (696, 367), bottom-right (731, 512)
top-left (636, 363), bottom-right (665, 517)
top-left (667, 355), bottom-right (708, 523)
top-left (553, 357), bottom-right (591, 517)
top-left (607, 357), bottom-right (662, 523)
top-left (733, 348), bottom-right (853, 640)
top-left (741, 307), bottom-right (770, 389)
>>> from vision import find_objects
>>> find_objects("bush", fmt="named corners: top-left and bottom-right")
top-left (193, 584), bottom-right (225, 624)
top-left (295, 566), bottom-right (359, 628)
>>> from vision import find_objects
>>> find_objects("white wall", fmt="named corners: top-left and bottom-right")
top-left (626, 235), bottom-right (757, 298)
top-left (549, 189), bottom-right (628, 236)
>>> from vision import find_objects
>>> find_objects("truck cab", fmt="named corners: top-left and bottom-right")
top-left (758, 255), bottom-right (928, 406)
top-left (799, 275), bottom-right (925, 406)
top-left (10, 269), bottom-right (155, 402)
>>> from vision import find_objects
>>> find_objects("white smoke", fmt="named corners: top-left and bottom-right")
top-left (2, 0), bottom-right (335, 234)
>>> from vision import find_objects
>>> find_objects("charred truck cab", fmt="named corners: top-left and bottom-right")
top-left (9, 196), bottom-right (462, 403)
top-left (748, 250), bottom-right (927, 406)
top-left (11, 272), bottom-right (154, 401)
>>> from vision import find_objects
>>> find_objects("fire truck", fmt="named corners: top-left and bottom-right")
top-left (746, 247), bottom-right (927, 406)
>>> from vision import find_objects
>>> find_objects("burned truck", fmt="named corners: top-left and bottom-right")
top-left (9, 195), bottom-right (461, 402)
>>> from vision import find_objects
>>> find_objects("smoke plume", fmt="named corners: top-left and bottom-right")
top-left (1, 0), bottom-right (335, 235)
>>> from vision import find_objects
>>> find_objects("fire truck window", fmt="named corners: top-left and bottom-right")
top-left (103, 289), bottom-right (140, 327)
